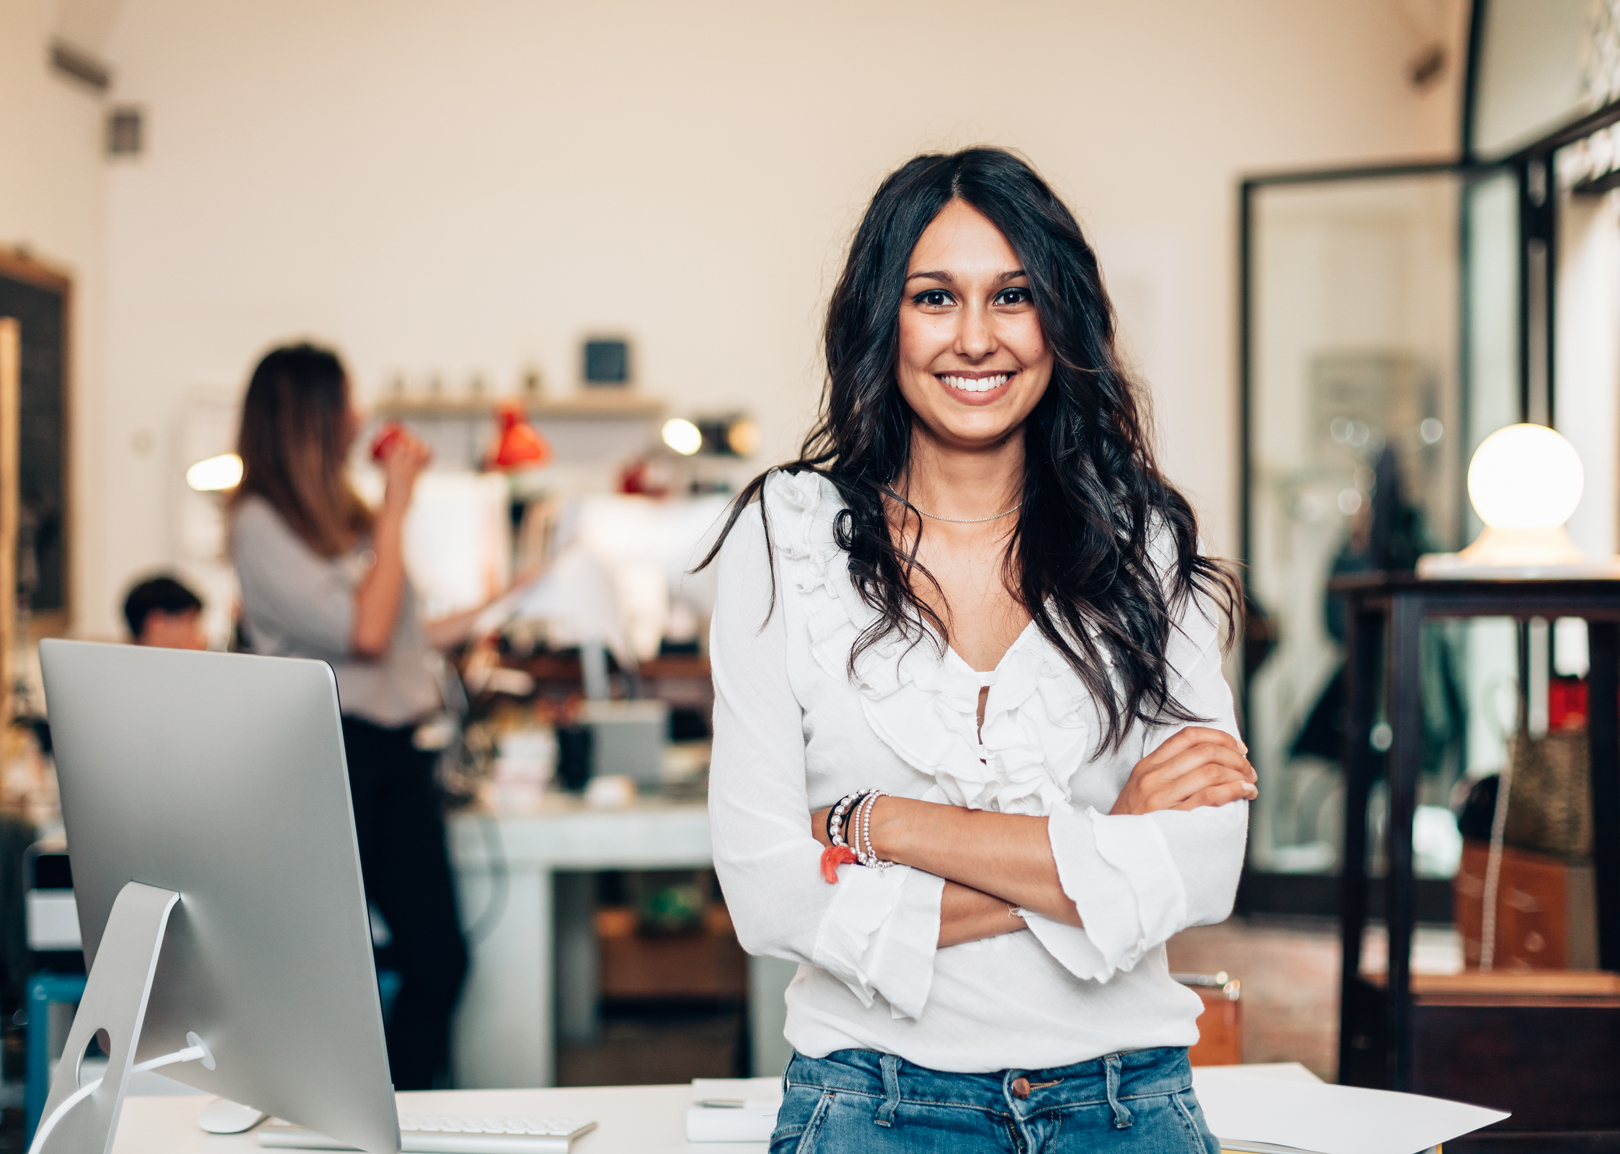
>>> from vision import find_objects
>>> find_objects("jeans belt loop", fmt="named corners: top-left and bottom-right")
top-left (1104, 1053), bottom-right (1133, 1129)
top-left (874, 1053), bottom-right (902, 1128)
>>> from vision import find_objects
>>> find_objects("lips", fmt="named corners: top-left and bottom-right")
top-left (939, 372), bottom-right (1012, 394)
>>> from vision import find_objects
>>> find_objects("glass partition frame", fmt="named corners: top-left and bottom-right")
top-left (1238, 90), bottom-right (1620, 902)
top-left (1240, 162), bottom-right (1499, 881)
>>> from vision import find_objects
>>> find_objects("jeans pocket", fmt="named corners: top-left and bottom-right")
top-left (769, 1087), bottom-right (835, 1154)
top-left (1171, 1091), bottom-right (1221, 1154)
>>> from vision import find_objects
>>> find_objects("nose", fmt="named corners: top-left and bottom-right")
top-left (954, 296), bottom-right (997, 361)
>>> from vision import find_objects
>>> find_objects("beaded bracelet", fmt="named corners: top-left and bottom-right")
top-left (826, 790), bottom-right (868, 850)
top-left (819, 788), bottom-right (892, 882)
top-left (852, 790), bottom-right (892, 869)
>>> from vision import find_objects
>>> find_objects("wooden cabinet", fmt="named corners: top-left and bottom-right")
top-left (1454, 839), bottom-right (1596, 970)
top-left (1346, 972), bottom-right (1620, 1151)
top-left (1333, 575), bottom-right (1620, 1151)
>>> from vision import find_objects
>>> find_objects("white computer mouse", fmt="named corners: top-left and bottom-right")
top-left (197, 1097), bottom-right (270, 1134)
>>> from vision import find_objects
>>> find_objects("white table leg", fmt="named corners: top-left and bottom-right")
top-left (553, 872), bottom-right (600, 1047)
top-left (452, 859), bottom-right (551, 1087)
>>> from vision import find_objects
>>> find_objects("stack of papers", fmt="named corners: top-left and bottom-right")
top-left (685, 1078), bottom-right (783, 1143)
top-left (1193, 1064), bottom-right (1508, 1154)
top-left (683, 1065), bottom-right (1510, 1153)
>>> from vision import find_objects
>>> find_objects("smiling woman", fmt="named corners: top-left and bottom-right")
top-left (698, 148), bottom-right (1251, 1153)
top-left (896, 198), bottom-right (1054, 423)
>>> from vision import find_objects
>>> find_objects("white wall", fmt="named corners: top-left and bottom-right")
top-left (0, 0), bottom-right (116, 637)
top-left (1472, 0), bottom-right (1590, 155)
top-left (1556, 191), bottom-right (1620, 567)
top-left (84, 0), bottom-right (1465, 637)
top-left (1549, 188), bottom-right (1620, 683)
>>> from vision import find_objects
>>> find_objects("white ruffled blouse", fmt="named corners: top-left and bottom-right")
top-left (708, 471), bottom-right (1248, 1073)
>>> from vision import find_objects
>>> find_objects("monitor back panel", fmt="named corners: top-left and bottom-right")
top-left (40, 640), bottom-right (398, 1153)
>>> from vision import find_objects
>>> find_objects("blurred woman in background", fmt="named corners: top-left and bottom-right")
top-left (229, 342), bottom-right (468, 1089)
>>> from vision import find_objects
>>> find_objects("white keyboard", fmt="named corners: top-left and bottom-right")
top-left (256, 1114), bottom-right (598, 1153)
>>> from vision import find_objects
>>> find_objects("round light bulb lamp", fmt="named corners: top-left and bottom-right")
top-left (661, 417), bottom-right (702, 457)
top-left (1418, 424), bottom-right (1619, 578)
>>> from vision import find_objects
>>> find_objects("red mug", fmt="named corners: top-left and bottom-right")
top-left (370, 422), bottom-right (407, 462)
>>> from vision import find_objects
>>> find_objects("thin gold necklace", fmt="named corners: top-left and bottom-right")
top-left (884, 485), bottom-right (1022, 524)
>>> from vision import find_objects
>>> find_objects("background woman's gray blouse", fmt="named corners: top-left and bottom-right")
top-left (232, 494), bottom-right (442, 727)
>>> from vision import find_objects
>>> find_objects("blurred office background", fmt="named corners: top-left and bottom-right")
top-left (2, 0), bottom-right (1617, 1124)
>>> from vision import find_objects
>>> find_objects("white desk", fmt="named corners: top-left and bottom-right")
top-left (109, 1066), bottom-right (1496, 1154)
top-left (110, 1087), bottom-right (766, 1154)
top-left (447, 796), bottom-right (714, 1088)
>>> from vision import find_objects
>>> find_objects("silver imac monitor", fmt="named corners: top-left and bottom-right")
top-left (38, 639), bottom-right (399, 1153)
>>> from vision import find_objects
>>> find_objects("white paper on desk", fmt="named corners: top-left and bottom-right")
top-left (1192, 1066), bottom-right (1509, 1154)
top-left (1200, 1061), bottom-right (1322, 1085)
top-left (687, 1077), bottom-right (782, 1143)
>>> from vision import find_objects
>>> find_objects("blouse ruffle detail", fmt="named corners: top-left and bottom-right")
top-left (811, 863), bottom-right (943, 1019)
top-left (763, 471), bottom-right (1090, 818)
top-left (1041, 805), bottom-right (1189, 980)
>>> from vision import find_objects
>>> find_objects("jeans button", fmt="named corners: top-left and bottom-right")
top-left (1011, 1077), bottom-right (1030, 1099)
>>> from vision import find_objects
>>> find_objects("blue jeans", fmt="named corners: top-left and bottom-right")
top-left (771, 1047), bottom-right (1219, 1153)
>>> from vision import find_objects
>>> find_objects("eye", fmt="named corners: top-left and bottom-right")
top-left (994, 287), bottom-right (1032, 306)
top-left (912, 289), bottom-right (955, 308)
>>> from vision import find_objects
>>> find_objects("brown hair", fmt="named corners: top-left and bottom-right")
top-left (232, 342), bottom-right (372, 557)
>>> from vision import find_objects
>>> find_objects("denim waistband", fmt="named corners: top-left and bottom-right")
top-left (785, 1046), bottom-right (1193, 1120)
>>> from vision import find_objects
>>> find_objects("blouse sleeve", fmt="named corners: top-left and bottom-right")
top-left (708, 505), bottom-right (946, 1019)
top-left (232, 498), bottom-right (358, 663)
top-left (1024, 578), bottom-right (1249, 982)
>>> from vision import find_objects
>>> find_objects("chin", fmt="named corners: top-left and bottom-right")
top-left (932, 413), bottom-right (1024, 447)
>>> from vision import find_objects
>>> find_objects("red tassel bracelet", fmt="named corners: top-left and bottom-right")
top-left (820, 844), bottom-right (858, 883)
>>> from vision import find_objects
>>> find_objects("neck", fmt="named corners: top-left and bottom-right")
top-left (897, 423), bottom-right (1025, 521)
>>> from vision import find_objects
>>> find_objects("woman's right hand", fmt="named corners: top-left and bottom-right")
top-left (379, 428), bottom-right (432, 513)
top-left (1110, 726), bottom-right (1257, 815)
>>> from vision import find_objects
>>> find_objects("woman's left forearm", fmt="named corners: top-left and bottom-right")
top-left (872, 799), bottom-right (1081, 926)
top-left (428, 561), bottom-right (548, 651)
top-left (426, 606), bottom-right (483, 650)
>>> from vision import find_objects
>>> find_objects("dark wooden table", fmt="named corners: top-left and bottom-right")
top-left (1328, 573), bottom-right (1620, 1093)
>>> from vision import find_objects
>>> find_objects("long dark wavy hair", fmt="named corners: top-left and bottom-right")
top-left (702, 148), bottom-right (1238, 752)
top-left (231, 342), bottom-right (373, 557)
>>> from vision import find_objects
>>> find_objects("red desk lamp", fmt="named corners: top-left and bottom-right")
top-left (489, 399), bottom-right (551, 470)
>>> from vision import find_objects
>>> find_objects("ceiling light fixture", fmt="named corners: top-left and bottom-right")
top-left (185, 453), bottom-right (243, 492)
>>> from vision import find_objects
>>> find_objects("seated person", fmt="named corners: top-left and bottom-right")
top-left (122, 575), bottom-right (207, 650)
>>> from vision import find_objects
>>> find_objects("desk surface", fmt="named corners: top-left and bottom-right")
top-left (448, 796), bottom-right (711, 870)
top-left (112, 1086), bottom-right (764, 1154)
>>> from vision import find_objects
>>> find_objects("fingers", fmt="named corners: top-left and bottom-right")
top-left (1144, 762), bottom-right (1253, 809)
top-left (1150, 742), bottom-right (1256, 786)
top-left (1140, 726), bottom-right (1246, 768)
top-left (384, 430), bottom-right (432, 468)
top-left (1171, 780), bottom-right (1259, 811)
top-left (382, 436), bottom-right (433, 502)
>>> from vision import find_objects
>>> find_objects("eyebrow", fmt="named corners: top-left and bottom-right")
top-left (904, 269), bottom-right (1027, 285)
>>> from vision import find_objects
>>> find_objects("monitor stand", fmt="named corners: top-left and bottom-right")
top-left (32, 881), bottom-right (213, 1154)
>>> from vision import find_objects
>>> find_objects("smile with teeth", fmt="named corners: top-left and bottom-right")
top-left (939, 372), bottom-right (1013, 393)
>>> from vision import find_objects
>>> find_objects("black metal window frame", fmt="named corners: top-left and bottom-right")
top-left (1234, 3), bottom-right (1620, 910)
top-left (1238, 106), bottom-right (1620, 696)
